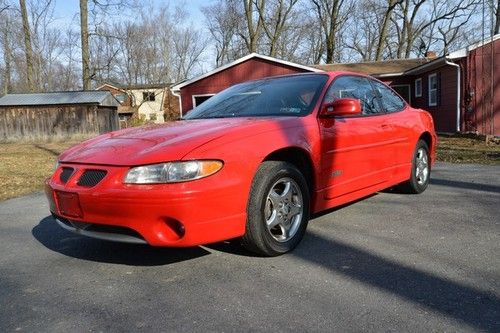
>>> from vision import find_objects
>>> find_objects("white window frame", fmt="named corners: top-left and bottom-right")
top-left (192, 93), bottom-right (215, 108)
top-left (428, 73), bottom-right (437, 107)
top-left (390, 84), bottom-right (411, 104)
top-left (415, 78), bottom-right (422, 97)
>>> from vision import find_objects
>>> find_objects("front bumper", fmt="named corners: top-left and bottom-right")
top-left (45, 163), bottom-right (248, 247)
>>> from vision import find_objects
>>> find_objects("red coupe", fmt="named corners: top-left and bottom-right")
top-left (45, 72), bottom-right (436, 256)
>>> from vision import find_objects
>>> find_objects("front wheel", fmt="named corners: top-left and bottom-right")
top-left (242, 161), bottom-right (310, 256)
top-left (398, 139), bottom-right (430, 194)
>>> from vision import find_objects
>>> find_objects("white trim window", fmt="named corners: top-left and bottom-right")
top-left (415, 78), bottom-right (422, 97)
top-left (192, 94), bottom-right (215, 108)
top-left (428, 74), bottom-right (438, 106)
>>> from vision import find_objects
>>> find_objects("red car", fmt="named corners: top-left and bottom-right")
top-left (45, 72), bottom-right (436, 256)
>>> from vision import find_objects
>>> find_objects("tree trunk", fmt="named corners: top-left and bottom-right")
top-left (80, 0), bottom-right (91, 90)
top-left (19, 0), bottom-right (35, 92)
top-left (2, 17), bottom-right (12, 95)
top-left (495, 0), bottom-right (500, 35)
top-left (312, 0), bottom-right (343, 64)
top-left (375, 0), bottom-right (400, 61)
top-left (326, 0), bottom-right (341, 63)
top-left (243, 0), bottom-right (264, 53)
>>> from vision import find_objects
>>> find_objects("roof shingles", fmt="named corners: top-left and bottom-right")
top-left (313, 58), bottom-right (430, 76)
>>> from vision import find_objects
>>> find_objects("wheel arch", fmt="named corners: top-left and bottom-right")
top-left (418, 131), bottom-right (433, 164)
top-left (263, 147), bottom-right (315, 197)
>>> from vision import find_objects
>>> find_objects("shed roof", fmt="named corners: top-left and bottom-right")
top-left (313, 58), bottom-right (430, 77)
top-left (97, 83), bottom-right (172, 91)
top-left (0, 91), bottom-right (120, 107)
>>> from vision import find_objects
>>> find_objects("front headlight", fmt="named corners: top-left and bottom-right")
top-left (124, 160), bottom-right (223, 184)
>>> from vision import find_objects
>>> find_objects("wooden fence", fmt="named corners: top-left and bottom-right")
top-left (0, 104), bottom-right (119, 140)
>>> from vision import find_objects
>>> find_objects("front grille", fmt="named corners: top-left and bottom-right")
top-left (77, 169), bottom-right (107, 187)
top-left (59, 167), bottom-right (74, 183)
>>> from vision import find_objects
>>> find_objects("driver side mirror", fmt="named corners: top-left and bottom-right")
top-left (321, 98), bottom-right (362, 117)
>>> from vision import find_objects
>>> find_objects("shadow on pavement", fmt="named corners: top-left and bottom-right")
top-left (32, 216), bottom-right (210, 266)
top-left (293, 231), bottom-right (500, 332)
top-left (204, 239), bottom-right (257, 257)
top-left (431, 178), bottom-right (500, 194)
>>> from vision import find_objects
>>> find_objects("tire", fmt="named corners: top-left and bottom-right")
top-left (242, 161), bottom-right (310, 256)
top-left (398, 139), bottom-right (430, 194)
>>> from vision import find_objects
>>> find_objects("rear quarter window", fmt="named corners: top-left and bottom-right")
top-left (372, 81), bottom-right (406, 113)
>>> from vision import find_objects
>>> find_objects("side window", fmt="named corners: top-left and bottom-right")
top-left (324, 76), bottom-right (382, 115)
top-left (371, 80), bottom-right (406, 113)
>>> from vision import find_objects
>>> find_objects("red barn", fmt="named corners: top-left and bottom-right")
top-left (171, 53), bottom-right (322, 116)
top-left (172, 35), bottom-right (499, 136)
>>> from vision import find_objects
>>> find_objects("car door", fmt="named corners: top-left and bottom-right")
top-left (370, 79), bottom-right (413, 174)
top-left (318, 75), bottom-right (396, 200)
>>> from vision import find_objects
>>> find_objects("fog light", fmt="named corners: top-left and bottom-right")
top-left (164, 219), bottom-right (185, 238)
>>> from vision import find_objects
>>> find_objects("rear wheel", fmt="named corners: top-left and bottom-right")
top-left (398, 139), bottom-right (430, 194)
top-left (242, 161), bottom-right (310, 256)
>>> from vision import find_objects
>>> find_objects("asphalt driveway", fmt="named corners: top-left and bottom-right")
top-left (0, 162), bottom-right (499, 332)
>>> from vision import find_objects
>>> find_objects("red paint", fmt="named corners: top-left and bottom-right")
top-left (461, 38), bottom-right (500, 135)
top-left (322, 98), bottom-right (362, 116)
top-left (45, 72), bottom-right (437, 248)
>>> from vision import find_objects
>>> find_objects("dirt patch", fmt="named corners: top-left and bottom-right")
top-left (0, 140), bottom-right (84, 201)
top-left (437, 134), bottom-right (500, 165)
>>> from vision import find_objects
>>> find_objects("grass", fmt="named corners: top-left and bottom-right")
top-left (0, 140), bottom-right (84, 201)
top-left (0, 134), bottom-right (498, 202)
top-left (437, 134), bottom-right (500, 165)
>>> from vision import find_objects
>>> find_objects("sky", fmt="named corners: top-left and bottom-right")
top-left (51, 0), bottom-right (208, 30)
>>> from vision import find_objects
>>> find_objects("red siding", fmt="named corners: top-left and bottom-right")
top-left (462, 38), bottom-right (500, 136)
top-left (179, 58), bottom-right (310, 114)
top-left (410, 67), bottom-right (458, 133)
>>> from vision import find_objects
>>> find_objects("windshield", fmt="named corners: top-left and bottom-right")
top-left (184, 74), bottom-right (329, 119)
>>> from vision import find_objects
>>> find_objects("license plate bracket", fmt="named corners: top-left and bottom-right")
top-left (55, 191), bottom-right (83, 218)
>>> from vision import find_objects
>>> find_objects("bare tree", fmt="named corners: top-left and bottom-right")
top-left (393, 0), bottom-right (480, 58)
top-left (374, 0), bottom-right (402, 61)
top-left (495, 0), bottom-right (500, 34)
top-left (311, 0), bottom-right (352, 63)
top-left (172, 26), bottom-right (208, 81)
top-left (242, 0), bottom-right (265, 53)
top-left (79, 0), bottom-right (91, 89)
top-left (391, 0), bottom-right (426, 58)
top-left (0, 11), bottom-right (12, 94)
top-left (0, 3), bottom-right (8, 13)
top-left (20, 0), bottom-right (35, 92)
top-left (345, 0), bottom-right (385, 61)
top-left (203, 0), bottom-right (244, 66)
top-left (256, 0), bottom-right (298, 57)
top-left (433, 5), bottom-right (477, 55)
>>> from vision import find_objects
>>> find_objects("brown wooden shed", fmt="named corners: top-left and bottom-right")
top-left (0, 91), bottom-right (120, 140)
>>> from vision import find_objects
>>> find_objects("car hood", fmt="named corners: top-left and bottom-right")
top-left (59, 117), bottom-right (300, 166)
